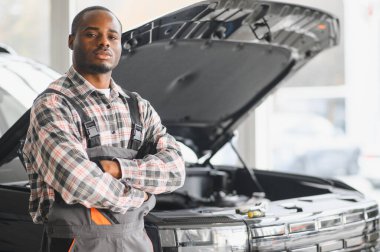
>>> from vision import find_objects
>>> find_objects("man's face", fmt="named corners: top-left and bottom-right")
top-left (69, 10), bottom-right (122, 75)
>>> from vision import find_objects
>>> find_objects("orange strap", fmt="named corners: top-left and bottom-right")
top-left (68, 239), bottom-right (75, 252)
top-left (90, 208), bottom-right (112, 225)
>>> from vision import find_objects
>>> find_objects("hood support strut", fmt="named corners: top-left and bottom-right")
top-left (229, 139), bottom-right (266, 195)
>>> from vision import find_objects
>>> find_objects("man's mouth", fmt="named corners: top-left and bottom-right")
top-left (94, 50), bottom-right (112, 60)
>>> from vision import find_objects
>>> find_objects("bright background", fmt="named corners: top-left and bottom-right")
top-left (1, 0), bottom-right (380, 201)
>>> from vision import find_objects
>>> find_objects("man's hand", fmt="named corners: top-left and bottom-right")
top-left (99, 160), bottom-right (121, 179)
top-left (144, 192), bottom-right (149, 201)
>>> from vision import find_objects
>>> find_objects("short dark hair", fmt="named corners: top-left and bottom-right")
top-left (71, 6), bottom-right (122, 35)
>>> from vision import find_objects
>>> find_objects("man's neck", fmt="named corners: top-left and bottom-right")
top-left (74, 66), bottom-right (112, 89)
top-left (81, 73), bottom-right (112, 89)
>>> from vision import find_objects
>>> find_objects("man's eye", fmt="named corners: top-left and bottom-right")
top-left (86, 33), bottom-right (97, 38)
top-left (109, 36), bottom-right (118, 40)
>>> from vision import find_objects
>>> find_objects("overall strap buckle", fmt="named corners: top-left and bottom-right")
top-left (129, 123), bottom-right (142, 150)
top-left (33, 88), bottom-right (102, 148)
top-left (84, 120), bottom-right (101, 147)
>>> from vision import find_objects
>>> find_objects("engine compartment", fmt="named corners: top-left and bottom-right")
top-left (0, 158), bottom-right (357, 212)
top-left (154, 165), bottom-right (340, 211)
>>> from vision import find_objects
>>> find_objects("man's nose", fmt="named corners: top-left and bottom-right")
top-left (98, 35), bottom-right (110, 48)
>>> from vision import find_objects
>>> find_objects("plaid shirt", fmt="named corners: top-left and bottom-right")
top-left (23, 66), bottom-right (185, 224)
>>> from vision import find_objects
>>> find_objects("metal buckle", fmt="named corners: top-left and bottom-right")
top-left (84, 120), bottom-right (100, 139)
top-left (133, 124), bottom-right (143, 142)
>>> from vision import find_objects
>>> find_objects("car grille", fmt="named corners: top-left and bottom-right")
top-left (249, 206), bottom-right (379, 251)
top-left (156, 205), bottom-right (379, 251)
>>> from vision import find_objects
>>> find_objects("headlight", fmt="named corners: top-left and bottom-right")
top-left (159, 224), bottom-right (248, 252)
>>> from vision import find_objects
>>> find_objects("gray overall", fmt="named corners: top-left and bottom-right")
top-left (38, 89), bottom-right (156, 252)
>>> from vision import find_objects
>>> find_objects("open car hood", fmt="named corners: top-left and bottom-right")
top-left (0, 0), bottom-right (339, 165)
top-left (112, 0), bottom-right (339, 158)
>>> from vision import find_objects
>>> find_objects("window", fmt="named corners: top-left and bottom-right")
top-left (0, 0), bottom-right (50, 65)
top-left (254, 0), bottom-right (348, 178)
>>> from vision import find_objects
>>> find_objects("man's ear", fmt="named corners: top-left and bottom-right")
top-left (68, 35), bottom-right (74, 50)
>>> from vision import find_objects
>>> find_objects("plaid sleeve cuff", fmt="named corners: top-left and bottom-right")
top-left (116, 157), bottom-right (137, 180)
top-left (123, 183), bottom-right (145, 209)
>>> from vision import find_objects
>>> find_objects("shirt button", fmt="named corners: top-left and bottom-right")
top-left (111, 130), bottom-right (116, 134)
top-left (106, 104), bottom-right (111, 109)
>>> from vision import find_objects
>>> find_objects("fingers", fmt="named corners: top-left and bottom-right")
top-left (99, 160), bottom-right (121, 179)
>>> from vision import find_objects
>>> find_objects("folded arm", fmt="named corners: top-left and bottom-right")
top-left (116, 94), bottom-right (186, 194)
top-left (26, 94), bottom-right (146, 211)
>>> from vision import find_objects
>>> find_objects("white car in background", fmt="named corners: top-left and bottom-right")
top-left (0, 43), bottom-right (59, 135)
top-left (0, 44), bottom-right (59, 184)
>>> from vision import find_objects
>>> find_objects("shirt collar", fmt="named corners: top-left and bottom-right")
top-left (66, 66), bottom-right (129, 100)
top-left (110, 79), bottom-right (130, 99)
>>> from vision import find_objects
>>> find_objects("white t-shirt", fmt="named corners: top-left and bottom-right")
top-left (96, 88), bottom-right (111, 99)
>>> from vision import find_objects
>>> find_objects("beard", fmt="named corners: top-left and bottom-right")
top-left (88, 63), bottom-right (113, 74)
top-left (73, 48), bottom-right (118, 75)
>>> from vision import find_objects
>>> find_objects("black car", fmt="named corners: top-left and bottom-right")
top-left (0, 1), bottom-right (379, 251)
